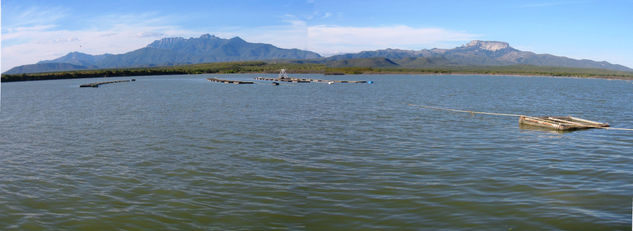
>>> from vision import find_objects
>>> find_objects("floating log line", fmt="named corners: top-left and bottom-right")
top-left (79, 79), bottom-right (134, 88)
top-left (410, 104), bottom-right (524, 117)
top-left (207, 78), bottom-right (254, 84)
top-left (408, 104), bottom-right (633, 131)
top-left (254, 68), bottom-right (371, 84)
top-left (255, 77), bottom-right (369, 84)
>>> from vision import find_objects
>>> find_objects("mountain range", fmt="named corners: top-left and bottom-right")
top-left (5, 34), bottom-right (632, 74)
top-left (323, 40), bottom-right (632, 71)
top-left (4, 34), bottom-right (321, 74)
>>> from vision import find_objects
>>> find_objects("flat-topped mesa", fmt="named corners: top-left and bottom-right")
top-left (464, 40), bottom-right (510, 51)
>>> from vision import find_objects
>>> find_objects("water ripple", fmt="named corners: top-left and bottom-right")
top-left (1, 74), bottom-right (631, 230)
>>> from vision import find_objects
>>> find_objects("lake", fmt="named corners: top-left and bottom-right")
top-left (1, 74), bottom-right (632, 230)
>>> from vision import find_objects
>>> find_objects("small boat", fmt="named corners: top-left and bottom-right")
top-left (519, 116), bottom-right (609, 131)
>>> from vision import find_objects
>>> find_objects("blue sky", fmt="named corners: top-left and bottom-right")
top-left (2, 0), bottom-right (633, 70)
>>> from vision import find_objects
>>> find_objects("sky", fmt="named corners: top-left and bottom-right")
top-left (2, 0), bottom-right (633, 71)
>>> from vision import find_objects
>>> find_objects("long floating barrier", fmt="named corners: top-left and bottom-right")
top-left (409, 104), bottom-right (633, 131)
top-left (207, 78), bottom-right (254, 84)
top-left (80, 79), bottom-right (134, 88)
top-left (255, 77), bottom-right (370, 84)
top-left (255, 69), bottom-right (372, 84)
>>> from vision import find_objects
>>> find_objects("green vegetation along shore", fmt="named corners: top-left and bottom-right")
top-left (3, 61), bottom-right (633, 82)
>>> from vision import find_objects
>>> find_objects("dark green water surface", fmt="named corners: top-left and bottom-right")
top-left (1, 74), bottom-right (632, 230)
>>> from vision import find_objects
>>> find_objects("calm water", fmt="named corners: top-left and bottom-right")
top-left (1, 74), bottom-right (632, 230)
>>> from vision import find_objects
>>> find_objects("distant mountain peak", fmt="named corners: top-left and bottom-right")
top-left (54, 51), bottom-right (93, 58)
top-left (146, 37), bottom-right (186, 49)
top-left (229, 36), bottom-right (245, 42)
top-left (464, 40), bottom-right (510, 51)
top-left (199, 34), bottom-right (216, 39)
top-left (4, 33), bottom-right (322, 74)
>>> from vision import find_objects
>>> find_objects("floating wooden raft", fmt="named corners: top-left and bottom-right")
top-left (254, 77), bottom-right (367, 84)
top-left (409, 104), bottom-right (633, 132)
top-left (80, 79), bottom-right (134, 88)
top-left (519, 116), bottom-right (609, 131)
top-left (207, 78), bottom-right (254, 84)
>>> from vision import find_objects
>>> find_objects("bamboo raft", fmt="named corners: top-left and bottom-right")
top-left (207, 78), bottom-right (254, 84)
top-left (519, 116), bottom-right (609, 131)
top-left (409, 104), bottom-right (630, 132)
top-left (80, 79), bottom-right (134, 88)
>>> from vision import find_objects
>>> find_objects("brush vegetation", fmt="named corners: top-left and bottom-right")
top-left (2, 61), bottom-right (633, 82)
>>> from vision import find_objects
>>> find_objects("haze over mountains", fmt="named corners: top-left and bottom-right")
top-left (324, 40), bottom-right (632, 71)
top-left (5, 34), bottom-right (632, 74)
top-left (5, 34), bottom-right (321, 74)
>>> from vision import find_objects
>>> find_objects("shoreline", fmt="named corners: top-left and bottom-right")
top-left (3, 71), bottom-right (632, 83)
top-left (3, 66), bottom-right (632, 83)
top-left (359, 72), bottom-right (633, 81)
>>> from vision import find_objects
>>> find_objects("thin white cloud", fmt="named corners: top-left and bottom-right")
top-left (225, 24), bottom-right (477, 56)
top-left (2, 9), bottom-right (477, 70)
top-left (305, 25), bottom-right (476, 55)
top-left (3, 25), bottom-right (57, 38)
top-left (1, 13), bottom-right (203, 71)
top-left (3, 6), bottom-right (68, 28)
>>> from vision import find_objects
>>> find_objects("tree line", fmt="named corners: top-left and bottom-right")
top-left (3, 61), bottom-right (632, 82)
